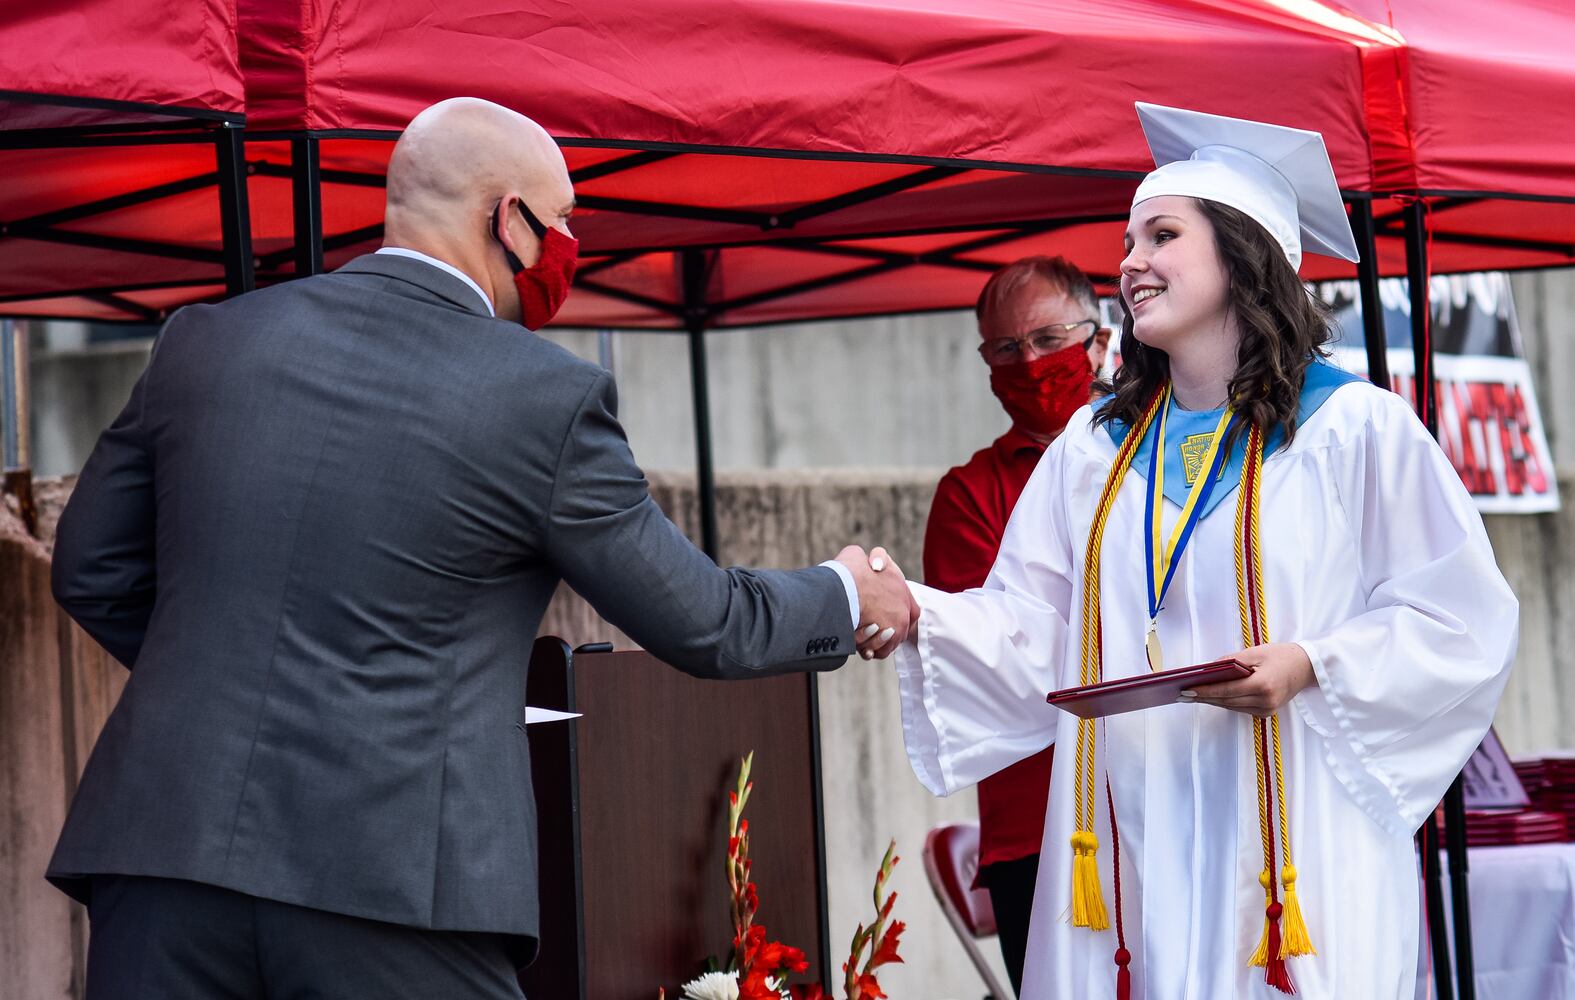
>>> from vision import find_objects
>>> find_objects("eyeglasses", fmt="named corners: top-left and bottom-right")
top-left (977, 319), bottom-right (1100, 366)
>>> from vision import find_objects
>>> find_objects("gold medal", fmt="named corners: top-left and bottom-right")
top-left (1145, 618), bottom-right (1164, 672)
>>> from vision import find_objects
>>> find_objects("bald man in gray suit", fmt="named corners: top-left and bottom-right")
top-left (48, 98), bottom-right (917, 999)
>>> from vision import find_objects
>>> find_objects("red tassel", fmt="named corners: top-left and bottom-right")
top-left (1114, 947), bottom-right (1132, 1000)
top-left (1263, 903), bottom-right (1296, 995)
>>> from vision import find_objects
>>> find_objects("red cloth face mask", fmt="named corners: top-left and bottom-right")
top-left (988, 340), bottom-right (1096, 438)
top-left (493, 201), bottom-right (579, 329)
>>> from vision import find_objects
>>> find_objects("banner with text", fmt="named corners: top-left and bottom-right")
top-left (1319, 272), bottom-right (1556, 514)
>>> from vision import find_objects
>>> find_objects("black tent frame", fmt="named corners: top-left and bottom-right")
top-left (0, 90), bottom-right (254, 535)
top-left (9, 109), bottom-right (1565, 993)
top-left (0, 89), bottom-right (254, 317)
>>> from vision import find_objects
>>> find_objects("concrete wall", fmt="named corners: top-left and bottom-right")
top-left (24, 311), bottom-right (1007, 478)
top-left (1514, 271), bottom-right (1575, 471)
top-left (1487, 270), bottom-right (1575, 755)
top-left (28, 340), bottom-right (156, 480)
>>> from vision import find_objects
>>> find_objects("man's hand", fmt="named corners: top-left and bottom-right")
top-left (1181, 642), bottom-right (1317, 716)
top-left (835, 545), bottom-right (920, 661)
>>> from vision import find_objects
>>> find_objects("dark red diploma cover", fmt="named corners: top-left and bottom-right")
top-left (1046, 658), bottom-right (1253, 719)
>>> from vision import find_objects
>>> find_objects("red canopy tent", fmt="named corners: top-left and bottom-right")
top-left (1332, 0), bottom-right (1575, 199)
top-left (233, 0), bottom-right (1392, 331)
top-left (0, 0), bottom-right (254, 321)
top-left (136, 0), bottom-right (1575, 329)
top-left (1330, 0), bottom-right (1575, 340)
top-left (4, 1), bottom-right (1572, 328)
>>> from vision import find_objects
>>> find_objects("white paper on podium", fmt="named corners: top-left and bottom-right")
top-left (524, 707), bottom-right (581, 725)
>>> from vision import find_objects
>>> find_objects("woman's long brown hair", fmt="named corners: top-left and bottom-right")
top-left (1093, 199), bottom-right (1334, 453)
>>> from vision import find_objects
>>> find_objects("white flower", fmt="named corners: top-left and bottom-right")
top-left (680, 970), bottom-right (740, 1000)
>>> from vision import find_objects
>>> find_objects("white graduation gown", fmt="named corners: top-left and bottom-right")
top-left (895, 381), bottom-right (1517, 1000)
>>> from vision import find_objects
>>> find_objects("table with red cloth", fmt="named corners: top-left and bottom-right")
top-left (922, 425), bottom-right (1052, 876)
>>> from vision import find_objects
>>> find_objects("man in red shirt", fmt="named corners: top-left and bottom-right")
top-left (922, 256), bottom-right (1108, 996)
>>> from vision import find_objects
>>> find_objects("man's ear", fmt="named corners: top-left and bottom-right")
top-left (492, 193), bottom-right (541, 272)
top-left (492, 194), bottom-right (520, 255)
top-left (1090, 327), bottom-right (1113, 367)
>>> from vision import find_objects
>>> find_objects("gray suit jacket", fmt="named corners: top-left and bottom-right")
top-left (47, 253), bottom-right (853, 960)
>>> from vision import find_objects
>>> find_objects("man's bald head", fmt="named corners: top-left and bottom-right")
top-left (382, 98), bottom-right (576, 322)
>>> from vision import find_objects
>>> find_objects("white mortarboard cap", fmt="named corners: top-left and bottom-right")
top-left (1131, 102), bottom-right (1359, 270)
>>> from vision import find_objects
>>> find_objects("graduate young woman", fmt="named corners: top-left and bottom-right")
top-left (875, 105), bottom-right (1517, 1000)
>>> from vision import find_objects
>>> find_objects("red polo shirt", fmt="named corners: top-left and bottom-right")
top-left (922, 425), bottom-right (1053, 873)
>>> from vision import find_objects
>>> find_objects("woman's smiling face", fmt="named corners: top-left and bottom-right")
top-left (1120, 196), bottom-right (1232, 353)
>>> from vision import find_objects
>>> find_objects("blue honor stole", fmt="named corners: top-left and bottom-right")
top-left (1105, 360), bottom-right (1364, 670)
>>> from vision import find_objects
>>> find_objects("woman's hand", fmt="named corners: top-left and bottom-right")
top-left (1181, 642), bottom-right (1317, 717)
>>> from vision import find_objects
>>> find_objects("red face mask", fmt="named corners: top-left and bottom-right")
top-left (988, 340), bottom-right (1096, 438)
top-left (494, 202), bottom-right (579, 330)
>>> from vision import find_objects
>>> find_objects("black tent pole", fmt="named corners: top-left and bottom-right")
top-left (292, 136), bottom-right (325, 277)
top-left (1348, 200), bottom-right (1390, 388)
top-left (675, 247), bottom-right (833, 975)
top-left (1443, 773), bottom-right (1475, 1000)
top-left (1404, 199), bottom-right (1476, 1000)
top-left (1420, 813), bottom-right (1455, 1000)
top-left (1387, 194), bottom-right (1451, 999)
top-left (1406, 203), bottom-right (1437, 434)
top-left (215, 122), bottom-right (255, 297)
top-left (679, 249), bottom-right (719, 561)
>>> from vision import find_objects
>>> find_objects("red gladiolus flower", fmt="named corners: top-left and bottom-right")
top-left (878, 893), bottom-right (897, 922)
top-left (868, 921), bottom-right (905, 970)
top-left (755, 939), bottom-right (808, 973)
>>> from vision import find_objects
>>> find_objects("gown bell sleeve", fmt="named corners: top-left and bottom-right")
top-left (1293, 392), bottom-right (1518, 837)
top-left (895, 437), bottom-right (1076, 797)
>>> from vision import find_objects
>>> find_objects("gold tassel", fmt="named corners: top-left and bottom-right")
top-left (1065, 393), bottom-right (1160, 938)
top-left (1070, 830), bottom-right (1109, 931)
top-left (1279, 865), bottom-right (1316, 958)
top-left (1248, 869), bottom-right (1274, 967)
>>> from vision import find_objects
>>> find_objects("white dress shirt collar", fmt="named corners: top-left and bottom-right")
top-left (374, 247), bottom-right (495, 317)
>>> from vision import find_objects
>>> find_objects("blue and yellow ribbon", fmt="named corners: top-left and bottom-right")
top-left (1142, 386), bottom-right (1237, 671)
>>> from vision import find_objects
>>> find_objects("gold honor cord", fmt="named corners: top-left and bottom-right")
top-left (1071, 387), bottom-right (1165, 933)
top-left (1146, 387), bottom-right (1235, 672)
top-left (1070, 399), bottom-right (1315, 996)
top-left (1236, 424), bottom-right (1314, 994)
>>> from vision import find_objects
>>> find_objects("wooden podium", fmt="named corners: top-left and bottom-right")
top-left (519, 637), bottom-right (831, 999)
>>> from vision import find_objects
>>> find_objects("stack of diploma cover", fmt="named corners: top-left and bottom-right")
top-left (1454, 737), bottom-right (1567, 846)
top-left (1461, 809), bottom-right (1567, 847)
top-left (1045, 658), bottom-right (1252, 718)
top-left (1514, 753), bottom-right (1575, 844)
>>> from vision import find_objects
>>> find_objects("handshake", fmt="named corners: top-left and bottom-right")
top-left (833, 545), bottom-right (921, 661)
